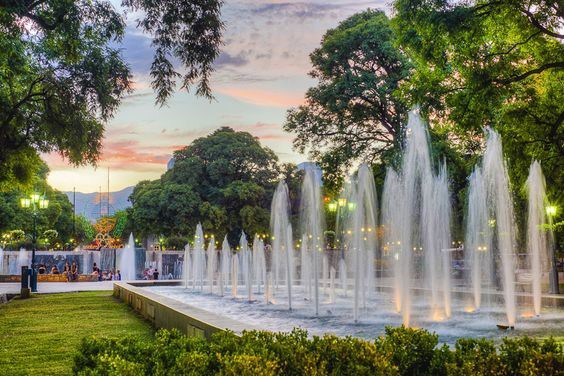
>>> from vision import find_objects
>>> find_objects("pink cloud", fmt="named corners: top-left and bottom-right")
top-left (217, 87), bottom-right (304, 108)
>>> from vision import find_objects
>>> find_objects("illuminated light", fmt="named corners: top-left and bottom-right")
top-left (323, 196), bottom-right (331, 203)
top-left (394, 253), bottom-right (399, 260)
top-left (20, 198), bottom-right (31, 208)
top-left (464, 306), bottom-right (476, 313)
top-left (327, 202), bottom-right (337, 212)
top-left (271, 236), bottom-right (275, 240)
top-left (521, 312), bottom-right (535, 318)
top-left (347, 202), bottom-right (356, 211)
top-left (347, 230), bottom-right (352, 235)
top-left (361, 227), bottom-right (365, 232)
top-left (413, 247), bottom-right (416, 251)
top-left (31, 193), bottom-right (40, 202)
top-left (367, 228), bottom-right (372, 232)
top-left (431, 309), bottom-right (445, 322)
top-left (488, 219), bottom-right (496, 227)
top-left (419, 247), bottom-right (423, 251)
top-left (338, 198), bottom-right (347, 207)
top-left (363, 237), bottom-right (367, 241)
top-left (308, 235), bottom-right (313, 239)
top-left (38, 199), bottom-right (49, 209)
top-left (546, 205), bottom-right (557, 217)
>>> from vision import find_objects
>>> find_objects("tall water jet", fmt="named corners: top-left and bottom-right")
top-left (207, 235), bottom-right (217, 293)
top-left (119, 234), bottom-right (136, 280)
top-left (482, 129), bottom-right (517, 326)
top-left (219, 236), bottom-right (231, 297)
top-left (253, 235), bottom-right (266, 294)
top-left (381, 110), bottom-right (452, 326)
top-left (300, 165), bottom-right (325, 316)
top-left (183, 243), bottom-right (191, 289)
top-left (270, 180), bottom-right (294, 309)
top-left (231, 247), bottom-right (239, 297)
top-left (465, 167), bottom-right (493, 311)
top-left (526, 161), bottom-right (549, 316)
top-left (339, 163), bottom-right (378, 322)
top-left (192, 224), bottom-right (205, 291)
top-left (0, 247), bottom-right (4, 274)
top-left (240, 233), bottom-right (252, 301)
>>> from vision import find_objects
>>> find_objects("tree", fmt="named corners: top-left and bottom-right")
top-left (0, 0), bottom-right (223, 186)
top-left (130, 128), bottom-right (282, 246)
top-left (0, 160), bottom-right (75, 248)
top-left (392, 0), bottom-right (563, 209)
top-left (283, 10), bottom-right (411, 188)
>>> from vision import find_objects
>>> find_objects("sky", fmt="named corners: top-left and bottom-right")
top-left (45, 0), bottom-right (389, 193)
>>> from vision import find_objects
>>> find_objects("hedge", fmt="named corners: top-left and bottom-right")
top-left (73, 326), bottom-right (563, 376)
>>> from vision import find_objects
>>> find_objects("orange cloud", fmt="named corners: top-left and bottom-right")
top-left (217, 87), bottom-right (304, 108)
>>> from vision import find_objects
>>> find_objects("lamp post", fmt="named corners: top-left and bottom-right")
top-left (20, 193), bottom-right (49, 292)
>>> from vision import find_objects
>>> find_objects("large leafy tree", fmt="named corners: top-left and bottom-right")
top-left (0, 161), bottom-right (75, 249)
top-left (130, 128), bottom-right (282, 246)
top-left (283, 10), bottom-right (411, 188)
top-left (0, 0), bottom-right (223, 186)
top-left (392, 0), bottom-right (563, 208)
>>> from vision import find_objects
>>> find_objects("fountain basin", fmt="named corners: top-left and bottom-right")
top-left (115, 281), bottom-right (564, 345)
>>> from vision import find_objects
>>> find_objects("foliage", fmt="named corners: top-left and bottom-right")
top-left (0, 0), bottom-right (223, 186)
top-left (112, 210), bottom-right (128, 239)
top-left (0, 161), bottom-right (75, 249)
top-left (130, 128), bottom-right (282, 246)
top-left (0, 291), bottom-right (153, 375)
top-left (75, 214), bottom-right (95, 244)
top-left (283, 10), bottom-right (411, 189)
top-left (73, 326), bottom-right (564, 376)
top-left (392, 0), bottom-right (564, 229)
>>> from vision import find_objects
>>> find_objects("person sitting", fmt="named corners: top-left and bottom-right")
top-left (92, 263), bottom-right (102, 281)
top-left (107, 270), bottom-right (113, 281)
top-left (63, 262), bottom-right (70, 282)
top-left (114, 270), bottom-right (121, 281)
top-left (38, 264), bottom-right (46, 275)
top-left (70, 261), bottom-right (79, 281)
top-left (152, 269), bottom-right (159, 280)
top-left (51, 265), bottom-right (60, 274)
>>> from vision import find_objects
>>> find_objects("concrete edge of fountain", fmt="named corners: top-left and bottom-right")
top-left (113, 280), bottom-right (254, 339)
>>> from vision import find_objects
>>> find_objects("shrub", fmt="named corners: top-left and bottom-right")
top-left (375, 326), bottom-right (440, 375)
top-left (72, 327), bottom-right (564, 376)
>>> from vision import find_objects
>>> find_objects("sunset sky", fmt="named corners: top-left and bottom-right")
top-left (45, 0), bottom-right (388, 193)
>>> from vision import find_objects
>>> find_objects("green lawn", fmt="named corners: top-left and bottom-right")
top-left (0, 291), bottom-right (154, 375)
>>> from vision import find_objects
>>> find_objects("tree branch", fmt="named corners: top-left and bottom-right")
top-left (520, 7), bottom-right (564, 39)
top-left (495, 62), bottom-right (564, 84)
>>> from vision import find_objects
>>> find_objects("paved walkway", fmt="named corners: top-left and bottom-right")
top-left (0, 281), bottom-right (114, 295)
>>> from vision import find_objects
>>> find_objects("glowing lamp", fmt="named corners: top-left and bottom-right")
top-left (546, 205), bottom-right (557, 217)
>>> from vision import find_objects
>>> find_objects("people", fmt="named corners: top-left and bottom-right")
top-left (92, 263), bottom-right (102, 281)
top-left (38, 264), bottom-right (46, 274)
top-left (51, 265), bottom-right (60, 274)
top-left (114, 270), bottom-right (121, 280)
top-left (63, 262), bottom-right (70, 281)
top-left (70, 261), bottom-right (79, 281)
top-left (152, 268), bottom-right (159, 280)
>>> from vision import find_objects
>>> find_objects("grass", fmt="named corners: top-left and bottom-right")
top-left (0, 291), bottom-right (154, 375)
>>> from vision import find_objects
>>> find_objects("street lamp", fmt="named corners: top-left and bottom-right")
top-left (20, 192), bottom-right (49, 292)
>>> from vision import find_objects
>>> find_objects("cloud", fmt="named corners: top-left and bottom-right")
top-left (214, 51), bottom-right (251, 67)
top-left (217, 87), bottom-right (304, 107)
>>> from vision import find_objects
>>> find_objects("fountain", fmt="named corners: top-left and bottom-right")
top-left (183, 243), bottom-right (191, 288)
top-left (381, 111), bottom-right (452, 326)
top-left (0, 247), bottom-right (4, 274)
top-left (526, 161), bottom-right (550, 316)
top-left (140, 110), bottom-right (562, 344)
top-left (270, 180), bottom-right (294, 309)
top-left (338, 163), bottom-right (378, 322)
top-left (192, 224), bottom-right (205, 291)
top-left (118, 234), bottom-right (136, 280)
top-left (300, 165), bottom-right (325, 316)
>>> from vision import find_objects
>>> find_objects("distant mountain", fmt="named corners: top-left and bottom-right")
top-left (64, 186), bottom-right (134, 222)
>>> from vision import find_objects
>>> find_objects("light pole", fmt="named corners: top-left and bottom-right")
top-left (20, 193), bottom-right (49, 292)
